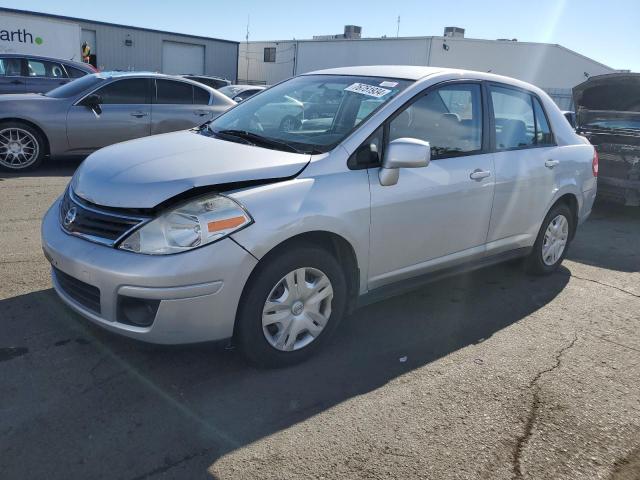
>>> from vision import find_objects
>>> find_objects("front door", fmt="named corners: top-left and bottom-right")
top-left (66, 78), bottom-right (152, 153)
top-left (368, 82), bottom-right (495, 289)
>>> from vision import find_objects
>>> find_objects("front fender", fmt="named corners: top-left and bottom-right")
top-left (229, 172), bottom-right (371, 293)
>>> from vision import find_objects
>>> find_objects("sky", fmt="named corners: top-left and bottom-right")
top-left (2, 0), bottom-right (638, 71)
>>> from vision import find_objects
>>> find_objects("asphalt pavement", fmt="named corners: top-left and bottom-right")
top-left (1, 161), bottom-right (639, 480)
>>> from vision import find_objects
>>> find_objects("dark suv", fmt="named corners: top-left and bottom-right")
top-left (574, 73), bottom-right (640, 206)
top-left (0, 54), bottom-right (96, 94)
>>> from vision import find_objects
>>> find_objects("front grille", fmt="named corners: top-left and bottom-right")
top-left (53, 267), bottom-right (101, 314)
top-left (59, 189), bottom-right (148, 246)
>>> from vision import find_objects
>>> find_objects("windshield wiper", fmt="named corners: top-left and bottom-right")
top-left (216, 129), bottom-right (304, 154)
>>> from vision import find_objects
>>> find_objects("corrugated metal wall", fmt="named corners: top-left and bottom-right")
top-left (238, 36), bottom-right (616, 110)
top-left (75, 20), bottom-right (238, 81)
top-left (295, 38), bottom-right (430, 74)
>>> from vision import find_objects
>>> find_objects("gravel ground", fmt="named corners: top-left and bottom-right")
top-left (1, 162), bottom-right (639, 480)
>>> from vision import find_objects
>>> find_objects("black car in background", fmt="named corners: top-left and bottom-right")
top-left (574, 73), bottom-right (640, 206)
top-left (181, 74), bottom-right (231, 90)
top-left (0, 53), bottom-right (96, 94)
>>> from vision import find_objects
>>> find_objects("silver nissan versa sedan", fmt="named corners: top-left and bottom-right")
top-left (41, 66), bottom-right (598, 367)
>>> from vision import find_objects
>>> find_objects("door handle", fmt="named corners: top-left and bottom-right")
top-left (545, 159), bottom-right (560, 169)
top-left (10, 80), bottom-right (23, 85)
top-left (194, 110), bottom-right (209, 117)
top-left (130, 111), bottom-right (148, 118)
top-left (470, 169), bottom-right (491, 181)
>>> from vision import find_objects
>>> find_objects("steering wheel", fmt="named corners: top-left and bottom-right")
top-left (249, 114), bottom-right (264, 133)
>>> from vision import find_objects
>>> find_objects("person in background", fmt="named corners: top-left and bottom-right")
top-left (81, 42), bottom-right (91, 64)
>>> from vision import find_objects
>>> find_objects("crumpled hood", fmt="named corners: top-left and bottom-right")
top-left (573, 73), bottom-right (640, 114)
top-left (72, 130), bottom-right (310, 208)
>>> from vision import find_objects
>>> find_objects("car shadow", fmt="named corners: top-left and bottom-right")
top-left (1, 263), bottom-right (570, 479)
top-left (0, 157), bottom-right (83, 179)
top-left (566, 200), bottom-right (640, 273)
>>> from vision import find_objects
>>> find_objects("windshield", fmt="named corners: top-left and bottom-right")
top-left (46, 75), bottom-right (106, 98)
top-left (207, 75), bottom-right (412, 153)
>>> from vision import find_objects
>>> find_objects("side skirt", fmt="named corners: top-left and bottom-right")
top-left (356, 247), bottom-right (532, 308)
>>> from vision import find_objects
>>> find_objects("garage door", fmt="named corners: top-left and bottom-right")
top-left (162, 41), bottom-right (205, 75)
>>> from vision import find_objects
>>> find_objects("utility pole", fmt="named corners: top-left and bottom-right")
top-left (245, 14), bottom-right (250, 83)
top-left (396, 15), bottom-right (400, 38)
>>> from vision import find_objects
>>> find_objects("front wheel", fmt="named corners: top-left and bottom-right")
top-left (526, 203), bottom-right (574, 275)
top-left (235, 246), bottom-right (347, 368)
top-left (0, 123), bottom-right (46, 172)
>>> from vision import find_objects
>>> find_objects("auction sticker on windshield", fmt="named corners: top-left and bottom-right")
top-left (344, 83), bottom-right (392, 98)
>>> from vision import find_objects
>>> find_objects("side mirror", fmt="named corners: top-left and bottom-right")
top-left (83, 93), bottom-right (103, 115)
top-left (379, 138), bottom-right (430, 186)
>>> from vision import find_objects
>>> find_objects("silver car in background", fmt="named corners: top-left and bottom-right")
top-left (41, 66), bottom-right (597, 367)
top-left (0, 72), bottom-right (235, 171)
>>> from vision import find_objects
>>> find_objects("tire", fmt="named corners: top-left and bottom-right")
top-left (525, 203), bottom-right (574, 275)
top-left (235, 246), bottom-right (347, 368)
top-left (0, 122), bottom-right (46, 172)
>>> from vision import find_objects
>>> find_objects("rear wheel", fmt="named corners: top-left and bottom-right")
top-left (235, 246), bottom-right (347, 367)
top-left (526, 203), bottom-right (574, 275)
top-left (0, 123), bottom-right (46, 172)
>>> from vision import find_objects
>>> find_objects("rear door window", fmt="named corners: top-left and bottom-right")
top-left (193, 87), bottom-right (210, 105)
top-left (95, 78), bottom-right (150, 104)
top-left (66, 66), bottom-right (88, 78)
top-left (533, 98), bottom-right (554, 146)
top-left (156, 79), bottom-right (193, 104)
top-left (489, 86), bottom-right (536, 150)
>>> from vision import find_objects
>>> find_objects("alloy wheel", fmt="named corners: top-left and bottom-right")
top-left (0, 128), bottom-right (40, 170)
top-left (262, 267), bottom-right (334, 351)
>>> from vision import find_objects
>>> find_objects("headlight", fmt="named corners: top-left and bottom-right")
top-left (119, 194), bottom-right (252, 255)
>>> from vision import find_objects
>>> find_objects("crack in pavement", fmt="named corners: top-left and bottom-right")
top-left (511, 333), bottom-right (579, 480)
top-left (567, 273), bottom-right (640, 299)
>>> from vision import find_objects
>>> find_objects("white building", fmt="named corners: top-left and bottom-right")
top-left (1, 7), bottom-right (238, 81)
top-left (238, 27), bottom-right (617, 109)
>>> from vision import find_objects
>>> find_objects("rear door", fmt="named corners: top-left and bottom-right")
top-left (25, 58), bottom-right (70, 93)
top-left (368, 82), bottom-right (496, 289)
top-left (151, 79), bottom-right (213, 135)
top-left (0, 57), bottom-right (27, 94)
top-left (486, 84), bottom-right (559, 250)
top-left (66, 78), bottom-right (152, 153)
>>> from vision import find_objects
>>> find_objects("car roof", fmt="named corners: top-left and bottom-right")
top-left (0, 52), bottom-right (91, 69)
top-left (304, 65), bottom-right (551, 94)
top-left (89, 71), bottom-right (220, 92)
top-left (304, 65), bottom-right (445, 80)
